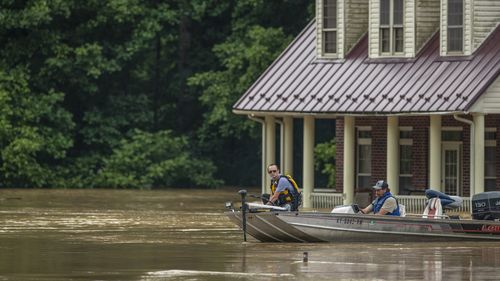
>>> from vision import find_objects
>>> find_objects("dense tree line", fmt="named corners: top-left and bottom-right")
top-left (0, 1), bottom-right (314, 188)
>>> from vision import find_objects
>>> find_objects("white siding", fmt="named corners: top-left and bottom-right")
top-left (369, 0), bottom-right (381, 58)
top-left (345, 0), bottom-right (369, 53)
top-left (415, 0), bottom-right (440, 53)
top-left (339, 0), bottom-right (345, 58)
top-left (405, 0), bottom-right (416, 57)
top-left (473, 0), bottom-right (500, 51)
top-left (470, 76), bottom-right (500, 114)
top-left (316, 1), bottom-right (323, 58)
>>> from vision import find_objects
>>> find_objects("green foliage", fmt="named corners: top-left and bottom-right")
top-left (315, 139), bottom-right (336, 188)
top-left (0, 68), bottom-right (74, 187)
top-left (0, 0), bottom-right (314, 188)
top-left (95, 130), bottom-right (222, 189)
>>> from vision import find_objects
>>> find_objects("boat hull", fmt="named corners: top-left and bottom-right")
top-left (226, 211), bottom-right (500, 242)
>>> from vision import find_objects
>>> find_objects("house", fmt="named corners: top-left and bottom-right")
top-left (233, 0), bottom-right (500, 211)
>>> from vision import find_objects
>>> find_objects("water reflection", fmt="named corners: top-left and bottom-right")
top-left (1, 189), bottom-right (500, 280)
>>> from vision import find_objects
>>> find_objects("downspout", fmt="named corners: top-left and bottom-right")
top-left (248, 114), bottom-right (266, 194)
top-left (453, 114), bottom-right (474, 202)
top-left (275, 118), bottom-right (284, 171)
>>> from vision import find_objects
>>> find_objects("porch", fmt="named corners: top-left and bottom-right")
top-left (311, 192), bottom-right (472, 214)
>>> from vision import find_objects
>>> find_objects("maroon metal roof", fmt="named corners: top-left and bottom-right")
top-left (233, 21), bottom-right (500, 115)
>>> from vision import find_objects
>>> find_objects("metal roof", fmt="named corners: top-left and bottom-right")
top-left (233, 21), bottom-right (500, 116)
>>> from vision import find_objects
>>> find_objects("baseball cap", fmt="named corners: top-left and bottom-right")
top-left (373, 180), bottom-right (389, 190)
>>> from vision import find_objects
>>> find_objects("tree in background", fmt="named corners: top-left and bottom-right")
top-left (0, 0), bottom-right (314, 188)
top-left (315, 139), bottom-right (336, 189)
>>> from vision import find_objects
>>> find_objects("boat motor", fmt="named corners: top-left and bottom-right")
top-left (472, 191), bottom-right (500, 220)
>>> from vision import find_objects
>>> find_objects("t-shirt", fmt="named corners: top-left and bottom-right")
top-left (274, 176), bottom-right (294, 194)
top-left (365, 197), bottom-right (397, 214)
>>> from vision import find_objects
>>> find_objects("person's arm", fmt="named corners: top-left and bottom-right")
top-left (359, 204), bottom-right (373, 214)
top-left (375, 208), bottom-right (389, 215)
top-left (266, 192), bottom-right (280, 205)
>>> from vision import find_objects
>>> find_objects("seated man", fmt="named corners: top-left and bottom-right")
top-left (359, 180), bottom-right (401, 216)
top-left (262, 164), bottom-right (301, 211)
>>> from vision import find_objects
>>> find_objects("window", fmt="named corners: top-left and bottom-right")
top-left (485, 129), bottom-right (497, 191)
top-left (447, 0), bottom-right (463, 52)
top-left (357, 128), bottom-right (372, 189)
top-left (380, 0), bottom-right (404, 54)
top-left (399, 128), bottom-right (413, 192)
top-left (322, 0), bottom-right (337, 55)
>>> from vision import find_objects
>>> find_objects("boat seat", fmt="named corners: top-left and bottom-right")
top-left (422, 197), bottom-right (443, 219)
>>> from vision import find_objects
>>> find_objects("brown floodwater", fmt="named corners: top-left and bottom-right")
top-left (1, 188), bottom-right (500, 281)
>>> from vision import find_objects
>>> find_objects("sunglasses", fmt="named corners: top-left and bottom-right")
top-left (268, 170), bottom-right (277, 174)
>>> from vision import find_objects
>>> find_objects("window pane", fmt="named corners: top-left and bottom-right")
top-left (393, 0), bottom-right (404, 25)
top-left (448, 0), bottom-right (463, 26)
top-left (358, 145), bottom-right (372, 173)
top-left (324, 31), bottom-right (337, 53)
top-left (447, 0), bottom-right (463, 52)
top-left (485, 131), bottom-right (497, 140)
top-left (381, 28), bottom-right (390, 52)
top-left (358, 130), bottom-right (371, 138)
top-left (323, 0), bottom-right (337, 29)
top-left (400, 145), bottom-right (412, 174)
top-left (358, 175), bottom-right (371, 189)
top-left (448, 27), bottom-right (463, 52)
top-left (485, 147), bottom-right (496, 177)
top-left (442, 130), bottom-right (462, 141)
top-left (394, 27), bottom-right (404, 52)
top-left (485, 179), bottom-right (496, 192)
top-left (399, 176), bottom-right (413, 192)
top-left (380, 0), bottom-right (390, 25)
top-left (400, 130), bottom-right (412, 139)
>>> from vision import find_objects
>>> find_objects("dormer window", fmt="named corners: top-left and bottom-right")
top-left (380, 0), bottom-right (404, 54)
top-left (447, 0), bottom-right (463, 52)
top-left (322, 0), bottom-right (337, 55)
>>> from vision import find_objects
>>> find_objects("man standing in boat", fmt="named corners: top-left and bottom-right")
top-left (263, 164), bottom-right (301, 211)
top-left (359, 180), bottom-right (401, 216)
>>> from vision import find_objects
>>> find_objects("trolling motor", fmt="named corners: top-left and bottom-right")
top-left (238, 189), bottom-right (248, 242)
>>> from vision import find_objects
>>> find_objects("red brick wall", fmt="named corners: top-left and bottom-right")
top-left (336, 118), bottom-right (344, 192)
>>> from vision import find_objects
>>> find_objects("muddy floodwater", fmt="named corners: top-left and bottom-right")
top-left (1, 188), bottom-right (500, 280)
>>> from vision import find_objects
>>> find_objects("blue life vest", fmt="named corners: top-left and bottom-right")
top-left (373, 192), bottom-right (400, 216)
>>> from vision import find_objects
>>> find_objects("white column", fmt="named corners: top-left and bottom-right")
top-left (430, 115), bottom-right (442, 191)
top-left (343, 116), bottom-right (355, 205)
top-left (474, 113), bottom-right (485, 195)
top-left (387, 116), bottom-right (399, 194)
top-left (303, 116), bottom-right (315, 208)
top-left (260, 119), bottom-right (266, 193)
top-left (265, 116), bottom-right (276, 194)
top-left (283, 116), bottom-right (294, 175)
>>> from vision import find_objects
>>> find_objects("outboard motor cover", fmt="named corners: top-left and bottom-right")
top-left (472, 191), bottom-right (500, 220)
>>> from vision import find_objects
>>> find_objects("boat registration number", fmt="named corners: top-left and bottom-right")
top-left (336, 218), bottom-right (363, 225)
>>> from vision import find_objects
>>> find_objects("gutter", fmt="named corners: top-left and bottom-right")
top-left (248, 114), bottom-right (267, 194)
top-left (453, 114), bottom-right (474, 201)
